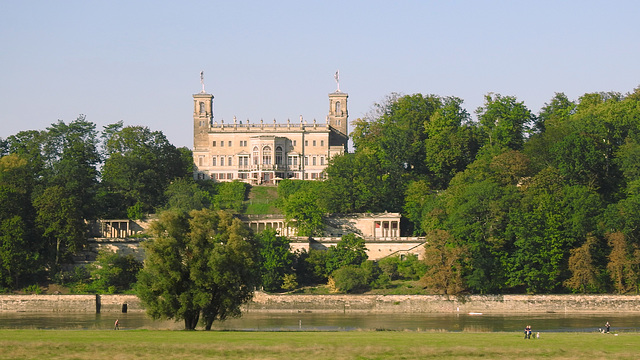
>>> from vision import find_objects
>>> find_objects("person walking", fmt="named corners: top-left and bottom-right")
top-left (605, 321), bottom-right (610, 333)
top-left (114, 319), bottom-right (120, 330)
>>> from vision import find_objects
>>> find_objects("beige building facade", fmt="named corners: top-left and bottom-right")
top-left (193, 86), bottom-right (349, 184)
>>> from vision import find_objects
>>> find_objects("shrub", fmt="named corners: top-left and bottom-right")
top-left (331, 265), bottom-right (369, 293)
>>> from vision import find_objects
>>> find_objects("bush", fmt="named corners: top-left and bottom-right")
top-left (397, 254), bottom-right (427, 280)
top-left (331, 265), bottom-right (369, 293)
top-left (87, 251), bottom-right (142, 294)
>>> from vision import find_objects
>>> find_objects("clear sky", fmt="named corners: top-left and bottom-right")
top-left (1, 1), bottom-right (639, 149)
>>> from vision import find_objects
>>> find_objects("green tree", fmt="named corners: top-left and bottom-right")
top-left (136, 209), bottom-right (259, 330)
top-left (256, 228), bottom-right (294, 292)
top-left (100, 123), bottom-right (191, 217)
top-left (320, 151), bottom-right (385, 213)
top-left (424, 96), bottom-right (479, 189)
top-left (281, 190), bottom-right (325, 237)
top-left (33, 185), bottom-right (86, 270)
top-left (0, 216), bottom-right (32, 289)
top-left (87, 250), bottom-right (142, 293)
top-left (164, 178), bottom-right (212, 212)
top-left (476, 93), bottom-right (537, 151)
top-left (326, 234), bottom-right (368, 274)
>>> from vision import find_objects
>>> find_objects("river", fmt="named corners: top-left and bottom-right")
top-left (1, 312), bottom-right (639, 332)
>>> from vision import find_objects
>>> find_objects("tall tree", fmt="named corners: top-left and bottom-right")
top-left (476, 93), bottom-right (536, 151)
top-left (321, 150), bottom-right (385, 213)
top-left (137, 209), bottom-right (259, 330)
top-left (256, 228), bottom-right (294, 292)
top-left (421, 230), bottom-right (468, 295)
top-left (564, 234), bottom-right (603, 293)
top-left (325, 233), bottom-right (368, 274)
top-left (100, 124), bottom-right (191, 217)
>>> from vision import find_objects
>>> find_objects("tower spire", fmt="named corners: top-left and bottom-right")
top-left (200, 71), bottom-right (205, 93)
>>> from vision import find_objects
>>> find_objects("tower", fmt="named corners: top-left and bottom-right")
top-left (193, 92), bottom-right (213, 151)
top-left (328, 91), bottom-right (348, 136)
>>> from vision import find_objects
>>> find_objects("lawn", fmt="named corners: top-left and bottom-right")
top-left (0, 330), bottom-right (636, 359)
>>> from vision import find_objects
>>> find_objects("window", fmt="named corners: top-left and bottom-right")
top-left (304, 156), bottom-right (309, 166)
top-left (293, 140), bottom-right (297, 146)
top-left (240, 140), bottom-right (247, 146)
top-left (313, 140), bottom-right (316, 146)
top-left (212, 141), bottom-right (216, 147)
top-left (212, 157), bottom-right (217, 166)
top-left (228, 156), bottom-right (232, 166)
top-left (253, 146), bottom-right (259, 165)
top-left (304, 173), bottom-right (309, 179)
top-left (262, 146), bottom-right (272, 165)
top-left (228, 141), bottom-right (232, 147)
top-left (305, 140), bottom-right (308, 146)
top-left (220, 141), bottom-right (224, 147)
top-left (312, 173), bottom-right (317, 179)
top-left (198, 156), bottom-right (204, 166)
top-left (227, 173), bottom-right (233, 179)
top-left (200, 102), bottom-right (205, 114)
top-left (293, 157), bottom-right (298, 166)
top-left (220, 157), bottom-right (225, 166)
top-left (320, 140), bottom-right (324, 146)
top-left (275, 146), bottom-right (283, 165)
top-left (336, 101), bottom-right (341, 116)
top-left (313, 157), bottom-right (317, 166)
top-left (320, 157), bottom-right (324, 165)
top-left (288, 157), bottom-right (292, 166)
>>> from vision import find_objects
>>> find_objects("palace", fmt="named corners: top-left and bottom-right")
top-left (192, 77), bottom-right (349, 184)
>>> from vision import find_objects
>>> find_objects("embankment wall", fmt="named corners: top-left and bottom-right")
top-left (1, 293), bottom-right (640, 313)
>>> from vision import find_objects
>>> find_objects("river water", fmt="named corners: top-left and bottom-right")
top-left (1, 312), bottom-right (639, 332)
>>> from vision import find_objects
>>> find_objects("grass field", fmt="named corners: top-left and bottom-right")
top-left (0, 330), bottom-right (637, 359)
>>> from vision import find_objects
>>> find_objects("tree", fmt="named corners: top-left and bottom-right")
top-left (33, 185), bottom-right (86, 270)
top-left (564, 234), bottom-right (603, 293)
top-left (421, 230), bottom-right (468, 295)
top-left (136, 209), bottom-right (259, 330)
top-left (256, 228), bottom-right (294, 292)
top-left (476, 93), bottom-right (537, 151)
top-left (100, 124), bottom-right (191, 217)
top-left (163, 178), bottom-right (211, 212)
top-left (326, 233), bottom-right (368, 274)
top-left (87, 250), bottom-right (142, 293)
top-left (423, 96), bottom-right (479, 189)
top-left (321, 151), bottom-right (385, 213)
top-left (281, 190), bottom-right (325, 237)
top-left (0, 216), bottom-right (32, 289)
top-left (606, 232), bottom-right (640, 294)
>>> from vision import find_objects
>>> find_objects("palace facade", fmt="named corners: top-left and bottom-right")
top-left (192, 85), bottom-right (349, 184)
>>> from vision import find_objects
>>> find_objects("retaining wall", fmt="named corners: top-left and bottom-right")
top-left (247, 293), bottom-right (640, 314)
top-left (1, 293), bottom-right (639, 313)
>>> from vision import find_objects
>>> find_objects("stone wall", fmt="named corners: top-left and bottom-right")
top-left (246, 293), bottom-right (640, 314)
top-left (3, 293), bottom-right (640, 313)
top-left (0, 295), bottom-right (142, 313)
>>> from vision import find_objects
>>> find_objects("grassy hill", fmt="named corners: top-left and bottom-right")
top-left (244, 186), bottom-right (281, 215)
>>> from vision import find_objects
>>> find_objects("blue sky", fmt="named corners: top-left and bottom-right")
top-left (1, 1), bottom-right (639, 149)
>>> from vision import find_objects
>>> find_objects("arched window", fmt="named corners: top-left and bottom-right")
top-left (212, 156), bottom-right (216, 166)
top-left (275, 146), bottom-right (283, 165)
top-left (253, 146), bottom-right (259, 165)
top-left (262, 146), bottom-right (272, 165)
top-left (199, 102), bottom-right (205, 114)
top-left (335, 101), bottom-right (341, 116)
top-left (228, 156), bottom-right (232, 166)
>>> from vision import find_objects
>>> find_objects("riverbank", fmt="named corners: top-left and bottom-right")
top-left (2, 293), bottom-right (640, 314)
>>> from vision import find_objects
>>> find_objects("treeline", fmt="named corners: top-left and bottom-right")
top-left (285, 88), bottom-right (640, 295)
top-left (4, 86), bottom-right (640, 296)
top-left (0, 118), bottom-right (248, 291)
